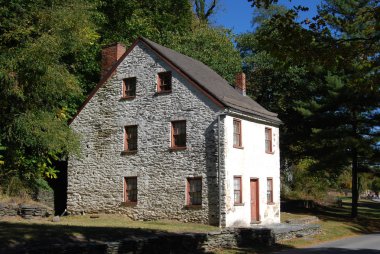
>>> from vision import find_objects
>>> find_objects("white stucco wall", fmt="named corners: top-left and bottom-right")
top-left (223, 114), bottom-right (281, 227)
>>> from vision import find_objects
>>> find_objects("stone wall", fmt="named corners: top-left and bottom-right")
top-left (0, 202), bottom-right (52, 218)
top-left (36, 188), bottom-right (55, 208)
top-left (68, 42), bottom-right (223, 225)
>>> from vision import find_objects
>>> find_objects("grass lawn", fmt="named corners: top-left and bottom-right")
top-left (277, 198), bottom-right (380, 248)
top-left (1, 198), bottom-right (379, 253)
top-left (0, 215), bottom-right (218, 252)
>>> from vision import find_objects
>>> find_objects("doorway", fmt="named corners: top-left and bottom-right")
top-left (250, 178), bottom-right (259, 222)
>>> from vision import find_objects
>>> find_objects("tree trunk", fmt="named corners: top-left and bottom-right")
top-left (351, 110), bottom-right (359, 218)
top-left (351, 149), bottom-right (358, 218)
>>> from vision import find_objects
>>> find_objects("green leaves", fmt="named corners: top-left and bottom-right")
top-left (0, 143), bottom-right (5, 166)
top-left (11, 111), bottom-right (79, 155)
top-left (0, 0), bottom-right (97, 190)
top-left (98, 0), bottom-right (193, 45)
top-left (169, 23), bottom-right (242, 84)
top-left (242, 1), bottom-right (379, 214)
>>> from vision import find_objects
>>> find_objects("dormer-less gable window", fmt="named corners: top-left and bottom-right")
top-left (123, 77), bottom-right (136, 98)
top-left (157, 71), bottom-right (172, 93)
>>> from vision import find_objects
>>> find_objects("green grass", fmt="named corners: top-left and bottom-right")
top-left (277, 198), bottom-right (380, 248)
top-left (1, 198), bottom-right (379, 253)
top-left (0, 215), bottom-right (218, 252)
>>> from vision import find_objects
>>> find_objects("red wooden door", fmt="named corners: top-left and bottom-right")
top-left (250, 179), bottom-right (259, 222)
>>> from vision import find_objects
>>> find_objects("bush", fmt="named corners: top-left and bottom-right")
top-left (282, 159), bottom-right (329, 203)
top-left (5, 176), bottom-right (31, 199)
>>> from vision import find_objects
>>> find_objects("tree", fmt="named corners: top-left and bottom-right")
top-left (193, 0), bottom-right (218, 23)
top-left (97, 0), bottom-right (241, 84)
top-left (169, 22), bottom-right (242, 84)
top-left (0, 0), bottom-right (98, 193)
top-left (98, 0), bottom-right (193, 46)
top-left (373, 178), bottom-right (380, 195)
top-left (241, 0), bottom-right (380, 217)
top-left (248, 0), bottom-right (279, 8)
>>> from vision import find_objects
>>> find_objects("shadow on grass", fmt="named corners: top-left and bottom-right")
top-left (0, 221), bottom-right (299, 254)
top-left (274, 248), bottom-right (380, 254)
top-left (216, 242), bottom-right (297, 254)
top-left (0, 221), bottom-right (209, 253)
top-left (283, 199), bottom-right (380, 235)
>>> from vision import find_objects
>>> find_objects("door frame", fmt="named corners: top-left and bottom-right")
top-left (250, 178), bottom-right (260, 223)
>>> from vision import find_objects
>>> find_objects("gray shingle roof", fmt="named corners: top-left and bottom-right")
top-left (141, 37), bottom-right (281, 124)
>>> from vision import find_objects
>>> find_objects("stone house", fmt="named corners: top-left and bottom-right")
top-left (67, 37), bottom-right (281, 227)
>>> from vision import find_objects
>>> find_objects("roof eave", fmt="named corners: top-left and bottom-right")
top-left (227, 107), bottom-right (283, 126)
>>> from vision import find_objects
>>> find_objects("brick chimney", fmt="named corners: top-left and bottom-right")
top-left (101, 43), bottom-right (126, 80)
top-left (235, 72), bottom-right (246, 96)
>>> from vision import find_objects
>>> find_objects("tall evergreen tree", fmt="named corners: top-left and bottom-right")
top-left (241, 0), bottom-right (380, 217)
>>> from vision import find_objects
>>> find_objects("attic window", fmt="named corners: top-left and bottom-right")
top-left (157, 71), bottom-right (172, 93)
top-left (123, 77), bottom-right (136, 98)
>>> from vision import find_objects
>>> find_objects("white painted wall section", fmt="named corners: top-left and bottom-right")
top-left (223, 115), bottom-right (281, 227)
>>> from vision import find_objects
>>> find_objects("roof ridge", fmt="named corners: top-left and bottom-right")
top-left (70, 37), bottom-right (281, 125)
top-left (140, 37), bottom-right (280, 123)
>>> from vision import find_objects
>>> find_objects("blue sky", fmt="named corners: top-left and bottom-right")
top-left (212, 0), bottom-right (323, 34)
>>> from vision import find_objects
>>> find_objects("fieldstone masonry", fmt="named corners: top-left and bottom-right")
top-left (0, 202), bottom-right (52, 218)
top-left (68, 42), bottom-right (224, 225)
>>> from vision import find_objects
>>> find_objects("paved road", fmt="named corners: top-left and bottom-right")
top-left (276, 233), bottom-right (380, 254)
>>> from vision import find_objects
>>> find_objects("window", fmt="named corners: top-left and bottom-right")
top-left (233, 119), bottom-right (242, 148)
top-left (124, 125), bottom-right (137, 151)
top-left (187, 178), bottom-right (202, 206)
top-left (171, 121), bottom-right (186, 148)
top-left (267, 178), bottom-right (273, 204)
top-left (123, 77), bottom-right (136, 98)
top-left (234, 176), bottom-right (242, 204)
top-left (157, 71), bottom-right (172, 93)
top-left (265, 128), bottom-right (272, 153)
top-left (124, 177), bottom-right (137, 203)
